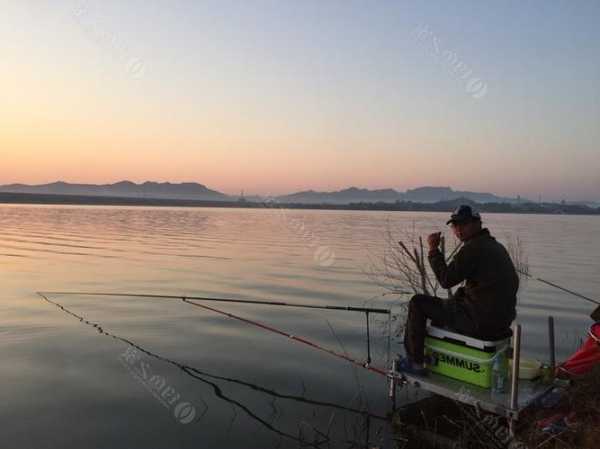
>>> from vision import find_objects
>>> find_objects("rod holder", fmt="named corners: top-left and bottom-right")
top-left (510, 323), bottom-right (521, 411)
top-left (548, 316), bottom-right (556, 370)
top-left (365, 312), bottom-right (372, 365)
top-left (389, 360), bottom-right (397, 410)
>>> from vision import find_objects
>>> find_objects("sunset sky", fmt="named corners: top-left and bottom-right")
top-left (2, 1), bottom-right (599, 201)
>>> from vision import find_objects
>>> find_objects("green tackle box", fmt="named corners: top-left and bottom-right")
top-left (424, 326), bottom-right (511, 388)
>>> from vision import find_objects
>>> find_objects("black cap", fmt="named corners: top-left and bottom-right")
top-left (446, 205), bottom-right (481, 225)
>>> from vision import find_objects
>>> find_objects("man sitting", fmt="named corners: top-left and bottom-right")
top-left (398, 205), bottom-right (519, 375)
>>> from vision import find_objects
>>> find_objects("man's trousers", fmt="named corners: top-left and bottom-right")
top-left (403, 294), bottom-right (478, 364)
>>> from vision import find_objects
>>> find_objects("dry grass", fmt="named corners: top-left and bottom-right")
top-left (518, 365), bottom-right (600, 449)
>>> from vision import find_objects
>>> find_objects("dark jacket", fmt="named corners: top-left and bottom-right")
top-left (428, 228), bottom-right (519, 338)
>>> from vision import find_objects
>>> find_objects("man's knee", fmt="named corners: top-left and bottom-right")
top-left (408, 294), bottom-right (431, 317)
top-left (410, 294), bottom-right (431, 302)
top-left (408, 294), bottom-right (447, 323)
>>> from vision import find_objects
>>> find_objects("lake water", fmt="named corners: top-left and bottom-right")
top-left (1, 205), bottom-right (598, 448)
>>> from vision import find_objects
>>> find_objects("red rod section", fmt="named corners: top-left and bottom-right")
top-left (183, 298), bottom-right (388, 377)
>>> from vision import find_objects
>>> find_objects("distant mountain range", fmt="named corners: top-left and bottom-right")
top-left (0, 181), bottom-right (229, 201)
top-left (276, 186), bottom-right (517, 204)
top-left (0, 181), bottom-right (527, 204)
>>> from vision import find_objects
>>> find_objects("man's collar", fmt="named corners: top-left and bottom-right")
top-left (464, 227), bottom-right (490, 243)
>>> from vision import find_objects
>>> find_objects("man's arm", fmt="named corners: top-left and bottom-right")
top-left (427, 233), bottom-right (476, 289)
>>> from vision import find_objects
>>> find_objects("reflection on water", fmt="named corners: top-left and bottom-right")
top-left (41, 293), bottom-right (388, 448)
top-left (0, 205), bottom-right (599, 448)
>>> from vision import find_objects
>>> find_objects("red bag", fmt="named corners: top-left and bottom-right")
top-left (558, 323), bottom-right (600, 377)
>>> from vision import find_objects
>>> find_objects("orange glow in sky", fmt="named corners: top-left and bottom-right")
top-left (1, 1), bottom-right (599, 201)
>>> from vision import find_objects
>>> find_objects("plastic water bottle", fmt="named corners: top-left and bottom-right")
top-left (491, 352), bottom-right (506, 394)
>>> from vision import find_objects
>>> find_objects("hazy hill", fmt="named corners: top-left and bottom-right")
top-left (275, 187), bottom-right (401, 204)
top-left (0, 181), bottom-right (230, 201)
top-left (275, 186), bottom-right (516, 204)
top-left (402, 186), bottom-right (514, 203)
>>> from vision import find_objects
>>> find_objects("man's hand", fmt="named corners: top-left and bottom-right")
top-left (427, 232), bottom-right (442, 251)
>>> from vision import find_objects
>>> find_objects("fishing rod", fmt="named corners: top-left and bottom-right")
top-left (518, 270), bottom-right (600, 306)
top-left (38, 291), bottom-right (391, 315)
top-left (38, 291), bottom-right (390, 375)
